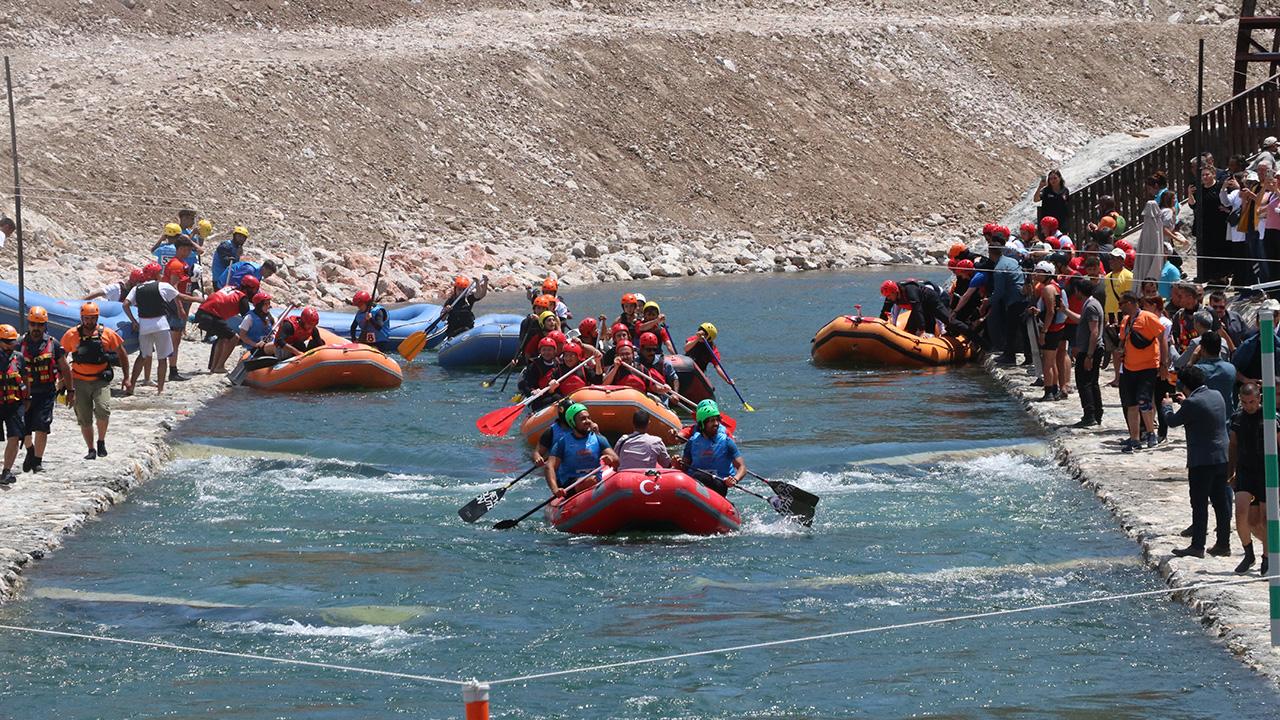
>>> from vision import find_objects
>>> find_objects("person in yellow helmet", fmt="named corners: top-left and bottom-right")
top-left (151, 222), bottom-right (185, 267)
top-left (683, 322), bottom-right (732, 385)
top-left (0, 324), bottom-right (27, 485)
top-left (19, 307), bottom-right (72, 474)
top-left (61, 303), bottom-right (130, 460)
top-left (636, 300), bottom-right (676, 354)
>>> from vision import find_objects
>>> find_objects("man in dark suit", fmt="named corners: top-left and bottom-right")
top-left (1162, 365), bottom-right (1233, 558)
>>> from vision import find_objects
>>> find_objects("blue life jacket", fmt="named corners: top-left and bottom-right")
top-left (212, 240), bottom-right (242, 289)
top-left (241, 311), bottom-right (271, 348)
top-left (352, 304), bottom-right (390, 344)
top-left (154, 243), bottom-right (177, 266)
top-left (682, 426), bottom-right (741, 479)
top-left (225, 261), bottom-right (262, 290)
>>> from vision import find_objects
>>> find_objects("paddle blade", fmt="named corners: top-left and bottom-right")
top-left (476, 404), bottom-right (524, 436)
top-left (228, 362), bottom-right (247, 386)
top-left (492, 517), bottom-right (520, 530)
top-left (764, 479), bottom-right (820, 508)
top-left (458, 486), bottom-right (509, 523)
top-left (763, 480), bottom-right (818, 526)
top-left (742, 402), bottom-right (756, 412)
top-left (398, 331), bottom-right (428, 361)
top-left (719, 413), bottom-right (737, 436)
top-left (481, 379), bottom-right (495, 388)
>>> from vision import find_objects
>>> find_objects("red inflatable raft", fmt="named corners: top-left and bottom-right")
top-left (546, 468), bottom-right (741, 535)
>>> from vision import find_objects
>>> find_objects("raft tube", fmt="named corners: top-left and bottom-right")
top-left (810, 315), bottom-right (976, 367)
top-left (546, 468), bottom-right (740, 535)
top-left (0, 281), bottom-right (139, 352)
top-left (242, 328), bottom-right (403, 392)
top-left (437, 321), bottom-right (523, 368)
top-left (666, 354), bottom-right (715, 403)
top-left (520, 385), bottom-right (683, 446)
top-left (314, 303), bottom-right (445, 354)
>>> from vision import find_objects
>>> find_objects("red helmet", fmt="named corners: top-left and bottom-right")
top-left (251, 292), bottom-right (272, 306)
top-left (546, 330), bottom-right (567, 347)
top-left (1115, 238), bottom-right (1133, 252)
top-left (533, 294), bottom-right (556, 311)
top-left (539, 336), bottom-right (558, 350)
top-left (620, 292), bottom-right (637, 307)
top-left (578, 317), bottom-right (598, 336)
top-left (957, 259), bottom-right (975, 273)
top-left (639, 332), bottom-right (659, 348)
top-left (128, 268), bottom-right (146, 285)
top-left (300, 307), bottom-right (320, 328)
top-left (982, 223), bottom-right (996, 237)
top-left (611, 322), bottom-right (630, 337)
top-left (880, 280), bottom-right (899, 298)
top-left (143, 262), bottom-right (163, 280)
top-left (1124, 248), bottom-right (1136, 270)
top-left (352, 289), bottom-right (372, 307)
top-left (948, 243), bottom-right (965, 260)
top-left (614, 339), bottom-right (634, 351)
top-left (562, 342), bottom-right (582, 358)
top-left (1019, 222), bottom-right (1037, 237)
top-left (1040, 216), bottom-right (1060, 232)
top-left (946, 258), bottom-right (959, 273)
top-left (454, 275), bottom-right (471, 290)
top-left (542, 277), bottom-right (559, 294)
top-left (990, 225), bottom-right (1010, 241)
top-left (240, 275), bottom-right (261, 293)
top-left (1046, 237), bottom-right (1061, 250)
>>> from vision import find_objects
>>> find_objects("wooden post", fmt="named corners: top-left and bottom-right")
top-left (3, 56), bottom-right (24, 332)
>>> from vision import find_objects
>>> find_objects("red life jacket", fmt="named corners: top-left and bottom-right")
top-left (522, 332), bottom-right (546, 360)
top-left (199, 287), bottom-right (245, 320)
top-left (0, 351), bottom-right (25, 404)
top-left (22, 336), bottom-right (59, 388)
top-left (617, 367), bottom-right (649, 393)
top-left (533, 360), bottom-right (556, 389)
top-left (279, 318), bottom-right (313, 346)
top-left (558, 369), bottom-right (587, 396)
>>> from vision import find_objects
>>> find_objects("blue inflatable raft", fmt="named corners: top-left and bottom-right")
top-left (314, 303), bottom-right (447, 354)
top-left (437, 317), bottom-right (524, 368)
top-left (0, 281), bottom-right (139, 352)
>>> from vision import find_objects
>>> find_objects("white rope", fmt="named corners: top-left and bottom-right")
top-left (0, 623), bottom-right (467, 686)
top-left (484, 574), bottom-right (1274, 685)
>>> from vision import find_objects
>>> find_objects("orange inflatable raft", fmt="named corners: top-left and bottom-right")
top-left (242, 328), bottom-right (403, 392)
top-left (546, 468), bottom-right (740, 535)
top-left (811, 315), bottom-right (977, 367)
top-left (519, 385), bottom-right (683, 446)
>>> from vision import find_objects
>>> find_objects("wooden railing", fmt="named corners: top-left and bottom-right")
top-left (1066, 73), bottom-right (1280, 241)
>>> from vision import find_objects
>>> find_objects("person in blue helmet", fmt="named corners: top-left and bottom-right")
top-left (545, 403), bottom-right (617, 498)
top-left (678, 399), bottom-right (746, 496)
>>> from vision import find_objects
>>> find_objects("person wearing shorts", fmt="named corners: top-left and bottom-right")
top-left (194, 284), bottom-right (252, 373)
top-left (1229, 383), bottom-right (1269, 575)
top-left (19, 306), bottom-right (71, 474)
top-left (61, 303), bottom-right (130, 460)
top-left (0, 325), bottom-right (27, 485)
top-left (125, 272), bottom-right (199, 395)
top-left (1117, 291), bottom-right (1166, 452)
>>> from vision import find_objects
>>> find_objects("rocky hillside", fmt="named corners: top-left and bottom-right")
top-left (0, 1), bottom-right (1245, 303)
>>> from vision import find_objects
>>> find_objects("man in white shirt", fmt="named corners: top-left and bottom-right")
top-left (122, 269), bottom-right (201, 394)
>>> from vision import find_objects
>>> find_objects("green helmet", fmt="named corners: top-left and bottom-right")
top-left (565, 402), bottom-right (588, 428)
top-left (695, 399), bottom-right (721, 425)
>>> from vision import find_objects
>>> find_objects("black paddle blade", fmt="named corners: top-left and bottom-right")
top-left (764, 484), bottom-right (817, 527)
top-left (763, 480), bottom-right (819, 508)
top-left (492, 517), bottom-right (520, 530)
top-left (458, 487), bottom-right (508, 523)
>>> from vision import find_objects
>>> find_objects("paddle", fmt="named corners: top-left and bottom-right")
top-left (457, 464), bottom-right (540, 523)
top-left (475, 357), bottom-right (593, 436)
top-left (687, 467), bottom-right (812, 526)
top-left (482, 358), bottom-right (519, 388)
top-left (492, 467), bottom-right (604, 530)
top-left (398, 281), bottom-right (475, 362)
top-left (619, 361), bottom-right (736, 435)
top-left (747, 470), bottom-right (818, 525)
top-left (229, 303), bottom-right (297, 386)
top-left (508, 329), bottom-right (582, 403)
top-left (700, 337), bottom-right (754, 412)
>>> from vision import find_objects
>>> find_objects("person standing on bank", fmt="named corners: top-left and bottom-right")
top-left (1035, 169), bottom-right (1070, 228)
top-left (61, 303), bottom-right (130, 460)
top-left (0, 325), bottom-right (28, 486)
top-left (1162, 365), bottom-right (1233, 559)
top-left (19, 307), bottom-right (72, 474)
top-left (1070, 278), bottom-right (1105, 427)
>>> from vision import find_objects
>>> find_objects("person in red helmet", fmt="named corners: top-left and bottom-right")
top-left (602, 340), bottom-right (651, 393)
top-left (517, 294), bottom-right (559, 364)
top-left (1040, 215), bottom-right (1073, 251)
top-left (574, 317), bottom-right (605, 364)
top-left (600, 321), bottom-right (632, 365)
top-left (0, 324), bottom-right (27, 485)
top-left (349, 289), bottom-right (390, 346)
top-left (123, 265), bottom-right (202, 393)
top-left (275, 307), bottom-right (325, 358)
top-left (555, 342), bottom-right (593, 396)
top-left (236, 292), bottom-right (276, 354)
top-left (879, 278), bottom-right (968, 336)
top-left (441, 274), bottom-right (488, 338)
top-left (948, 258), bottom-right (977, 315)
top-left (83, 267), bottom-right (144, 303)
top-left (527, 276), bottom-right (570, 319)
top-left (635, 331), bottom-right (678, 402)
top-left (161, 256), bottom-right (193, 382)
top-left (195, 282), bottom-right (253, 373)
top-left (615, 292), bottom-right (641, 336)
top-left (518, 336), bottom-right (563, 411)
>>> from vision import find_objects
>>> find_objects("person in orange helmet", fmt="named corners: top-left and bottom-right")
top-left (61, 303), bottom-right (130, 460)
top-left (527, 276), bottom-right (570, 320)
top-left (0, 324), bottom-right (27, 485)
top-left (441, 274), bottom-right (488, 339)
top-left (19, 307), bottom-right (72, 474)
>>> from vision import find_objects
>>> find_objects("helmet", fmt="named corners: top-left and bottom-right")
top-left (562, 342), bottom-right (582, 358)
top-left (639, 332), bottom-right (660, 348)
top-left (143, 262), bottom-right (163, 280)
top-left (533, 294), bottom-right (556, 311)
top-left (611, 322), bottom-right (630, 337)
top-left (564, 402), bottom-right (588, 428)
top-left (1124, 248), bottom-right (1136, 271)
top-left (233, 225), bottom-right (249, 238)
top-left (642, 301), bottom-right (661, 314)
top-left (695, 399), bottom-right (721, 425)
top-left (240, 275), bottom-right (261, 293)
top-left (634, 293), bottom-right (647, 305)
top-left (948, 243), bottom-right (965, 260)
top-left (163, 222), bottom-right (182, 237)
top-left (1040, 216), bottom-right (1060, 232)
top-left (699, 322), bottom-right (718, 341)
top-left (1034, 261), bottom-right (1055, 275)
top-left (539, 336), bottom-right (559, 350)
top-left (197, 219), bottom-right (213, 237)
top-left (1098, 215), bottom-right (1117, 230)
top-left (0, 325), bottom-right (17, 341)
top-left (880, 280), bottom-right (899, 298)
top-left (1019, 222), bottom-right (1037, 236)
top-left (300, 307), bottom-right (320, 328)
top-left (542, 277), bottom-right (558, 294)
top-left (352, 289), bottom-right (372, 307)
top-left (128, 268), bottom-right (146, 285)
top-left (1115, 238), bottom-right (1133, 252)
top-left (27, 306), bottom-right (47, 323)
top-left (614, 339), bottom-right (634, 351)
top-left (1046, 236), bottom-right (1060, 250)
top-left (990, 225), bottom-right (1010, 241)
top-left (946, 258), bottom-right (959, 274)
top-left (546, 330), bottom-right (567, 347)
top-left (578, 317), bottom-right (598, 336)
top-left (956, 259), bottom-right (975, 274)
top-left (251, 292), bottom-right (272, 306)
top-left (620, 292), bottom-right (637, 307)
top-left (982, 223), bottom-right (996, 237)
top-left (80, 302), bottom-right (100, 318)
top-left (537, 311), bottom-right (556, 326)
top-left (454, 275), bottom-right (471, 290)
top-left (165, 258), bottom-right (187, 278)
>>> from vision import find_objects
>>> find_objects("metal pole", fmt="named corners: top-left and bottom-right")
top-left (1260, 300), bottom-right (1280, 645)
top-left (4, 56), bottom-right (24, 333)
top-left (1197, 37), bottom-right (1205, 173)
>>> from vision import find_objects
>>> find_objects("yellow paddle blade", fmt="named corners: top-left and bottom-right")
top-left (510, 393), bottom-right (523, 403)
top-left (743, 402), bottom-right (756, 412)
top-left (398, 331), bottom-right (428, 361)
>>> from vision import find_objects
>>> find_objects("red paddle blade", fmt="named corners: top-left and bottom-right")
top-left (476, 403), bottom-right (524, 436)
top-left (720, 413), bottom-right (737, 436)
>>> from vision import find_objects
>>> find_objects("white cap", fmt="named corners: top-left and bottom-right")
top-left (1109, 247), bottom-right (1126, 258)
top-left (1266, 136), bottom-right (1278, 146)
top-left (1034, 261), bottom-right (1055, 274)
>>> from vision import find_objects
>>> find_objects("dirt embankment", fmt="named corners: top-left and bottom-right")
top-left (0, 1), bottom-right (1242, 303)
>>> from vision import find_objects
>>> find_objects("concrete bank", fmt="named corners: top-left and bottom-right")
top-left (0, 351), bottom-right (229, 602)
top-left (985, 357), bottom-right (1280, 685)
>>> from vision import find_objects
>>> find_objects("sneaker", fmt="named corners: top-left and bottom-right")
top-left (1180, 525), bottom-right (1194, 538)
top-left (1145, 432), bottom-right (1158, 449)
top-left (1031, 378), bottom-right (1045, 387)
top-left (1207, 543), bottom-right (1231, 557)
top-left (0, 470), bottom-right (14, 486)
top-left (1171, 546), bottom-right (1205, 558)
top-left (84, 448), bottom-right (97, 461)
top-left (97, 440), bottom-right (108, 457)
top-left (1121, 441), bottom-right (1135, 454)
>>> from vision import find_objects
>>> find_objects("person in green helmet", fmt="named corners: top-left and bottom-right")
top-left (678, 399), bottom-right (745, 496)
top-left (545, 402), bottom-right (618, 498)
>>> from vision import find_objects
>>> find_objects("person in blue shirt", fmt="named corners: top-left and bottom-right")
top-left (213, 226), bottom-right (249, 289)
top-left (546, 403), bottom-right (617, 498)
top-left (151, 222), bottom-right (183, 267)
top-left (679, 400), bottom-right (746, 496)
top-left (1157, 250), bottom-right (1183, 300)
top-left (224, 258), bottom-right (279, 290)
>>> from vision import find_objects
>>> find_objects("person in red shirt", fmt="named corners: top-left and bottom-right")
top-left (162, 252), bottom-right (193, 382)
top-left (683, 322), bottom-right (731, 385)
top-left (195, 277), bottom-right (255, 373)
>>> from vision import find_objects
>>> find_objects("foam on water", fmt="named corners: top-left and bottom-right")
top-left (209, 620), bottom-right (423, 654)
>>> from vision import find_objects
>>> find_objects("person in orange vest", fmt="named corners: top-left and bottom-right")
top-left (19, 307), bottom-right (72, 474)
top-left (0, 325), bottom-right (28, 485)
top-left (162, 252), bottom-right (194, 382)
top-left (61, 303), bottom-right (130, 460)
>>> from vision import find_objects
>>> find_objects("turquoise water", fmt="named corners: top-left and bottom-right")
top-left (1, 271), bottom-right (1277, 719)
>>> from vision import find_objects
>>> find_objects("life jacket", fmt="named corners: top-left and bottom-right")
top-left (533, 360), bottom-right (557, 390)
top-left (1038, 280), bottom-right (1067, 332)
top-left (521, 330), bottom-right (547, 360)
top-left (133, 280), bottom-right (168, 318)
top-left (242, 311), bottom-right (272, 347)
top-left (225, 261), bottom-right (262, 290)
top-left (558, 367), bottom-right (587, 396)
top-left (354, 305), bottom-right (391, 344)
top-left (278, 318), bottom-right (313, 347)
top-left (0, 350), bottom-right (24, 404)
top-left (199, 287), bottom-right (246, 320)
top-left (71, 326), bottom-right (110, 367)
top-left (616, 366), bottom-right (649, 393)
top-left (21, 336), bottom-right (59, 389)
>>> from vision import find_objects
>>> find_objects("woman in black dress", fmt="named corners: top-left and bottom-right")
top-left (1036, 169), bottom-right (1070, 228)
